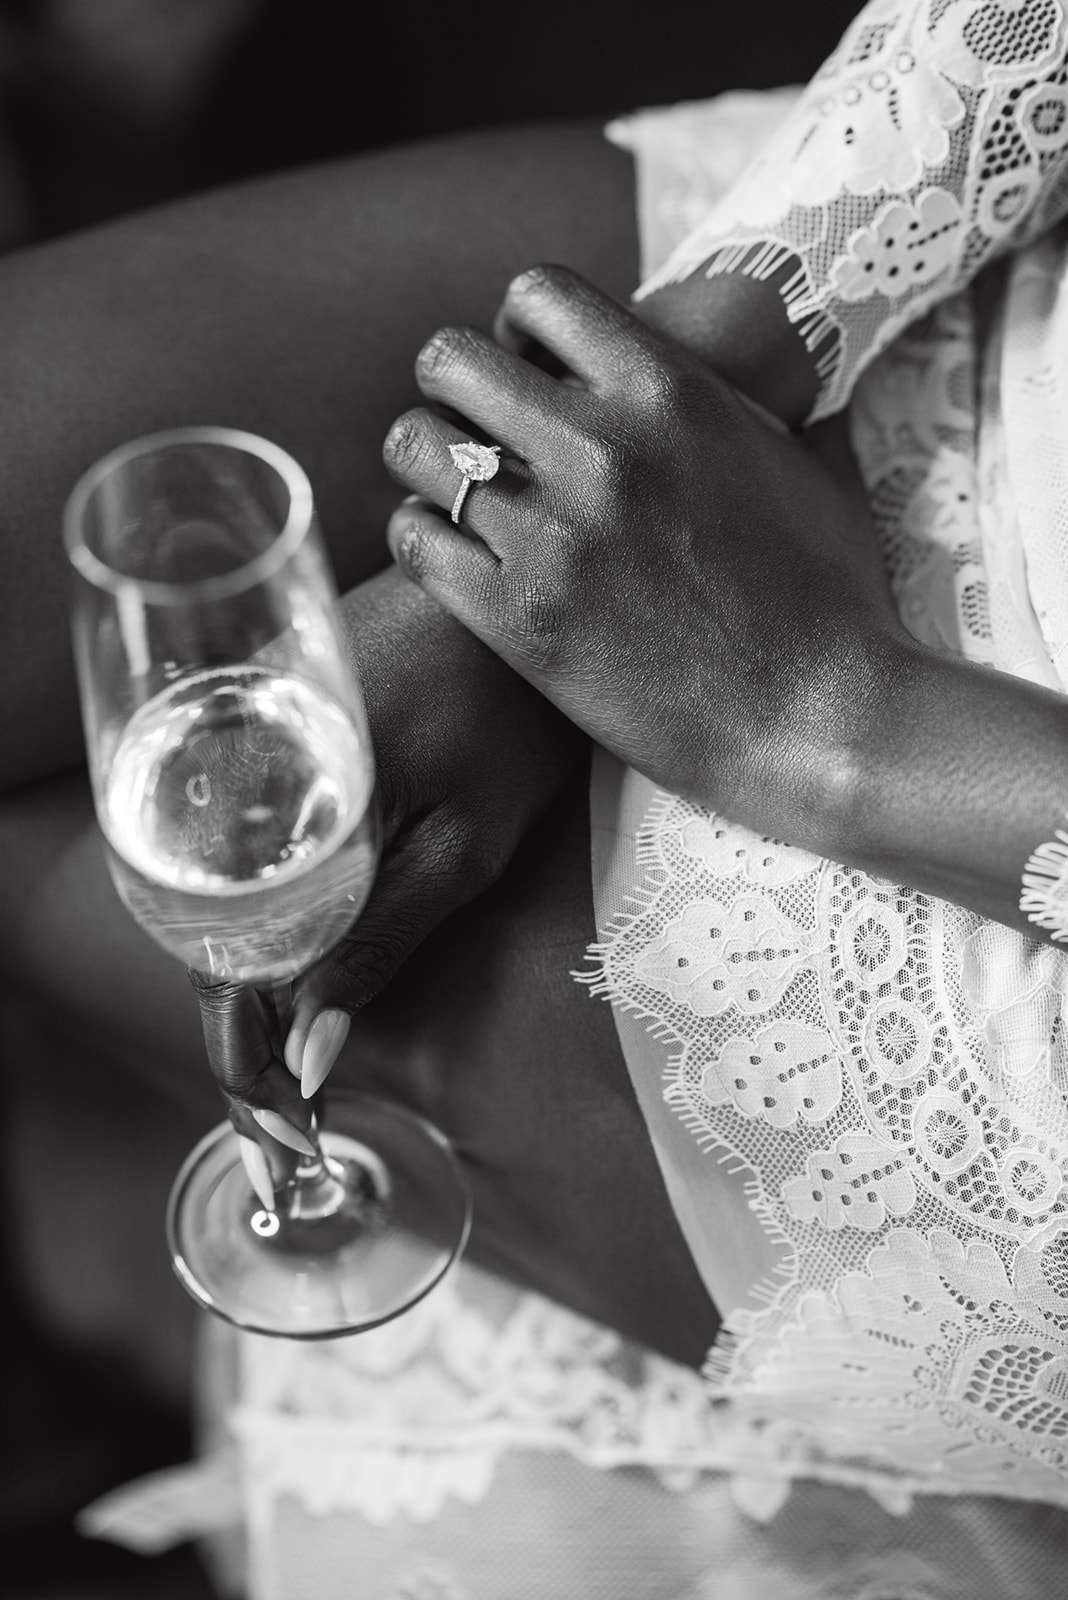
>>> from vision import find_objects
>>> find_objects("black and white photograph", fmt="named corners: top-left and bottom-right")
top-left (3, 2), bottom-right (1068, 1596)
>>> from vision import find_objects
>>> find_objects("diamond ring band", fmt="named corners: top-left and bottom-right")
top-left (449, 441), bottom-right (502, 526)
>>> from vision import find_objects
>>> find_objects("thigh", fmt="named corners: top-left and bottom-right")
top-left (0, 764), bottom-right (718, 1366)
top-left (0, 120), bottom-right (637, 788)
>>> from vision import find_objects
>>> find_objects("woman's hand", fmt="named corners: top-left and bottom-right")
top-left (192, 564), bottom-right (583, 1190)
top-left (383, 264), bottom-right (906, 857)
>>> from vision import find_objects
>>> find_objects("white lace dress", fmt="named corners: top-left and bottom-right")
top-left (83, 5), bottom-right (1068, 1595)
top-left (599, 0), bottom-right (1068, 1511)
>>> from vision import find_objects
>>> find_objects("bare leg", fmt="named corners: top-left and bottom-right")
top-left (0, 120), bottom-right (637, 788)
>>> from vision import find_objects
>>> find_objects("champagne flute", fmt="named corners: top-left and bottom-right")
top-left (65, 427), bottom-right (471, 1337)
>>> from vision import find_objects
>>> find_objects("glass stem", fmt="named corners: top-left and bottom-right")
top-left (294, 1114), bottom-right (327, 1184)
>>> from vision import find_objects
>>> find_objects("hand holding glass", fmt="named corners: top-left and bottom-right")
top-left (65, 428), bottom-right (470, 1337)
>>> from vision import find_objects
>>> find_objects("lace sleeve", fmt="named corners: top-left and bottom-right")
top-left (635, 0), bottom-right (1068, 419)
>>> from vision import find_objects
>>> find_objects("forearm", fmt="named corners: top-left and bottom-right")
top-left (822, 638), bottom-right (1068, 939)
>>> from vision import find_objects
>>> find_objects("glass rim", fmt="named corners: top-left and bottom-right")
top-left (63, 426), bottom-right (316, 606)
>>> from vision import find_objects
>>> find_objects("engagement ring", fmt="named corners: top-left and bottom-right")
top-left (449, 440), bottom-right (501, 526)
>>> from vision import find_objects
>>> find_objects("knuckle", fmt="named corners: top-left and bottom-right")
top-left (577, 425), bottom-right (626, 482)
top-left (214, 1053), bottom-right (269, 1100)
top-left (187, 971), bottom-right (244, 1013)
top-left (454, 829), bottom-right (504, 890)
top-left (505, 568), bottom-right (568, 670)
top-left (630, 355), bottom-right (683, 412)
top-left (416, 324), bottom-right (480, 385)
top-left (568, 423), bottom-right (633, 507)
top-left (533, 493), bottom-right (589, 562)
top-left (430, 809), bottom-right (496, 887)
top-left (327, 928), bottom-right (410, 1006)
top-left (340, 940), bottom-right (396, 992)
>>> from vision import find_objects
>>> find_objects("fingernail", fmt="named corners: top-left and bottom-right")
top-left (300, 1009), bottom-right (351, 1100)
top-left (237, 1135), bottom-right (275, 1211)
top-left (251, 1107), bottom-right (317, 1157)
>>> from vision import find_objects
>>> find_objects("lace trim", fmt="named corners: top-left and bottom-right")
top-left (1020, 824), bottom-right (1068, 938)
top-left (586, 0), bottom-right (1068, 1514)
top-left (682, 239), bottom-right (844, 390)
top-left (634, 0), bottom-right (1068, 420)
top-left (584, 785), bottom-right (1068, 1510)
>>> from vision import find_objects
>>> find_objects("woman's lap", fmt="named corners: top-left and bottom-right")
top-left (0, 757), bottom-right (717, 1371)
top-left (0, 116), bottom-right (717, 1369)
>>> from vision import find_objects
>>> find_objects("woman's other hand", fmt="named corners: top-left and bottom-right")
top-left (192, 565), bottom-right (583, 1192)
top-left (384, 264), bottom-right (905, 858)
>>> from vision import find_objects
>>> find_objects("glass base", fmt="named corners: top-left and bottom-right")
top-left (166, 1091), bottom-right (472, 1338)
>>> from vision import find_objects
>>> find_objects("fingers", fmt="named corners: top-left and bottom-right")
top-left (413, 321), bottom-right (580, 464)
top-left (283, 1006), bottom-right (351, 1101)
top-left (190, 971), bottom-right (273, 1101)
top-left (495, 263), bottom-right (676, 396)
top-left (388, 266), bottom-right (702, 555)
top-left (236, 1134), bottom-right (276, 1212)
top-left (386, 497), bottom-right (504, 632)
top-left (282, 809), bottom-right (483, 1099)
top-left (491, 305), bottom-right (571, 381)
top-left (382, 407), bottom-right (532, 552)
top-left (188, 970), bottom-right (314, 1184)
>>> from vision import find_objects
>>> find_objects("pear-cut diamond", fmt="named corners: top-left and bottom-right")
top-left (449, 441), bottom-right (501, 482)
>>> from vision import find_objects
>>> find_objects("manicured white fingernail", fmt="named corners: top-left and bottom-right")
top-left (300, 1009), bottom-right (351, 1100)
top-left (284, 1027), bottom-right (303, 1080)
top-left (237, 1135), bottom-right (275, 1211)
top-left (251, 1107), bottom-right (317, 1157)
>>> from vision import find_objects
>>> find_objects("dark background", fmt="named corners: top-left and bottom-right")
top-left (0, 1), bottom-right (859, 242)
top-left (0, 3), bottom-right (858, 1597)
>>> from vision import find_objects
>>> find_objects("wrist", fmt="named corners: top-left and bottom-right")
top-left (813, 636), bottom-right (1068, 935)
top-left (781, 625), bottom-right (919, 862)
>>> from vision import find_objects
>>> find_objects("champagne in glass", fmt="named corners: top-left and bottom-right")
top-left (66, 427), bottom-right (470, 1338)
top-left (102, 663), bottom-right (377, 982)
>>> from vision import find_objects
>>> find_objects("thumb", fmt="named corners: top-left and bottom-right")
top-left (283, 809), bottom-right (476, 1099)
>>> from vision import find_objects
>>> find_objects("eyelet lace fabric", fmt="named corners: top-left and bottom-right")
top-left (594, 0), bottom-right (1068, 1520)
top-left (223, 1267), bottom-right (728, 1512)
top-left (122, 1266), bottom-right (1068, 1598)
top-left (634, 0), bottom-right (1068, 422)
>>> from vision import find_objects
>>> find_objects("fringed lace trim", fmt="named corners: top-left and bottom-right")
top-left (634, 236), bottom-right (843, 398)
top-left (1020, 826), bottom-right (1068, 941)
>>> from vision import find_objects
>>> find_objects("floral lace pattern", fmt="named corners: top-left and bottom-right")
top-left (636, 0), bottom-right (1068, 420)
top-left (594, 0), bottom-right (1068, 1515)
top-left (227, 1268), bottom-right (731, 1520)
top-left (588, 787), bottom-right (1068, 1503)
